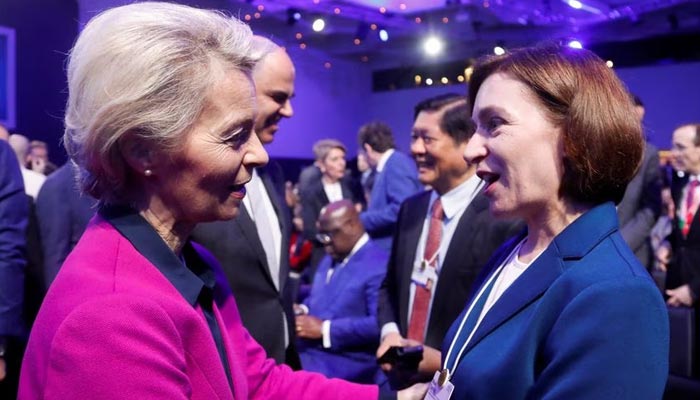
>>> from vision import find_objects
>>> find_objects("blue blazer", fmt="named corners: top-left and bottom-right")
top-left (360, 151), bottom-right (422, 250)
top-left (442, 202), bottom-right (669, 399)
top-left (298, 239), bottom-right (388, 384)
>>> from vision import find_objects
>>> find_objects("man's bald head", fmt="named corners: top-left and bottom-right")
top-left (317, 200), bottom-right (364, 261)
top-left (250, 35), bottom-right (295, 145)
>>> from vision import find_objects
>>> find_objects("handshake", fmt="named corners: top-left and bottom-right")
top-left (376, 332), bottom-right (441, 390)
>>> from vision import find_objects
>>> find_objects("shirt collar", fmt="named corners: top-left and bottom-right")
top-left (340, 233), bottom-right (370, 266)
top-left (376, 149), bottom-right (395, 173)
top-left (431, 174), bottom-right (484, 220)
top-left (99, 205), bottom-right (214, 306)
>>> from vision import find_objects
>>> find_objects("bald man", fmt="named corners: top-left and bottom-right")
top-left (295, 200), bottom-right (388, 384)
top-left (7, 134), bottom-right (45, 199)
top-left (192, 36), bottom-right (300, 368)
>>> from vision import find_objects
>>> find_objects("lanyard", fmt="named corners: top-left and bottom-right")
top-left (442, 241), bottom-right (522, 375)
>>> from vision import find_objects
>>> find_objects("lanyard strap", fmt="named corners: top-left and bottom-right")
top-left (443, 241), bottom-right (522, 373)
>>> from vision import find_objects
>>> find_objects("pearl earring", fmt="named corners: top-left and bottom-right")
top-left (144, 169), bottom-right (153, 177)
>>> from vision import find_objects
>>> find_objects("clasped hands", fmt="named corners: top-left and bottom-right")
top-left (293, 304), bottom-right (322, 339)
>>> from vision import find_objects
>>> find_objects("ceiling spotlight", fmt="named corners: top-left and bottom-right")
top-left (423, 36), bottom-right (444, 56)
top-left (563, 0), bottom-right (602, 14)
top-left (312, 18), bottom-right (326, 32)
top-left (379, 29), bottom-right (389, 42)
top-left (426, 78), bottom-right (434, 86)
top-left (493, 46), bottom-right (505, 55)
top-left (441, 77), bottom-right (449, 84)
top-left (567, 0), bottom-right (583, 9)
top-left (606, 60), bottom-right (614, 68)
top-left (287, 8), bottom-right (302, 26)
top-left (567, 40), bottom-right (583, 49)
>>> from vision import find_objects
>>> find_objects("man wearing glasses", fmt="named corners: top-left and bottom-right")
top-left (294, 200), bottom-right (388, 384)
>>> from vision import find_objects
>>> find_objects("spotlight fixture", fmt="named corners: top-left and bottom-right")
top-left (312, 18), bottom-right (326, 32)
top-left (423, 36), bottom-right (444, 57)
top-left (287, 8), bottom-right (302, 26)
top-left (567, 40), bottom-right (583, 49)
top-left (493, 46), bottom-right (505, 55)
top-left (379, 29), bottom-right (389, 42)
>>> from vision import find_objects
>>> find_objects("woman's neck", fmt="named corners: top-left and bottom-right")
top-left (137, 203), bottom-right (192, 255)
top-left (519, 201), bottom-right (589, 264)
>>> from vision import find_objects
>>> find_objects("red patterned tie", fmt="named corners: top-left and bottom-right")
top-left (407, 198), bottom-right (443, 342)
top-left (683, 179), bottom-right (699, 237)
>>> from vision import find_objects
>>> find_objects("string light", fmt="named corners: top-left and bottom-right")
top-left (257, 4), bottom-right (264, 11)
top-left (399, 3), bottom-right (407, 10)
top-left (415, 17), bottom-right (422, 23)
top-left (334, 8), bottom-right (341, 14)
top-left (324, 62), bottom-right (332, 69)
top-left (354, 38), bottom-right (361, 45)
top-left (442, 17), bottom-right (449, 23)
top-left (370, 23), bottom-right (377, 30)
top-left (244, 14), bottom-right (251, 21)
top-left (379, 7), bottom-right (386, 13)
top-left (254, 12), bottom-right (261, 19)
top-left (300, 43), bottom-right (307, 49)
top-left (295, 32), bottom-right (303, 40)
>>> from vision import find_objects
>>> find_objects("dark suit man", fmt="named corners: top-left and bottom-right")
top-left (617, 96), bottom-right (662, 269)
top-left (661, 124), bottom-right (700, 375)
top-left (358, 122), bottom-right (422, 251)
top-left (35, 162), bottom-right (97, 287)
top-left (191, 36), bottom-right (300, 368)
top-left (376, 94), bottom-right (522, 385)
top-left (295, 200), bottom-right (387, 384)
top-left (0, 139), bottom-right (28, 398)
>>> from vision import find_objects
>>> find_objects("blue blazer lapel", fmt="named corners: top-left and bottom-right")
top-left (463, 202), bottom-right (619, 354)
top-left (465, 245), bottom-right (563, 353)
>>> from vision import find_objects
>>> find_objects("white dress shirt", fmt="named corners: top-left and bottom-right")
top-left (381, 174), bottom-right (484, 340)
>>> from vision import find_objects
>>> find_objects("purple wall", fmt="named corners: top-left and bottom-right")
top-left (264, 47), bottom-right (372, 159)
top-left (0, 0), bottom-right (79, 165)
top-left (618, 62), bottom-right (700, 149)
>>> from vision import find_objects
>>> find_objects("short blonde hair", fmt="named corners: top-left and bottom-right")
top-left (313, 139), bottom-right (347, 162)
top-left (64, 2), bottom-right (254, 203)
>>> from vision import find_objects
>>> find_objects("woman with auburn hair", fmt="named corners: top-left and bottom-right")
top-left (18, 3), bottom-right (425, 399)
top-left (430, 44), bottom-right (669, 399)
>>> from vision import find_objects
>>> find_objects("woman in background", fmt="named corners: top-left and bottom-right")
top-left (18, 3), bottom-right (424, 399)
top-left (436, 44), bottom-right (669, 399)
top-left (301, 139), bottom-right (364, 271)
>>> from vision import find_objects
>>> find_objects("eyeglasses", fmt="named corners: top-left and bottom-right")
top-left (315, 232), bottom-right (332, 245)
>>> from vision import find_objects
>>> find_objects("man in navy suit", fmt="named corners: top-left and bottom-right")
top-left (0, 138), bottom-right (28, 397)
top-left (358, 122), bottom-right (422, 251)
top-left (191, 36), bottom-right (300, 368)
top-left (294, 200), bottom-right (387, 384)
top-left (376, 94), bottom-right (522, 386)
top-left (35, 162), bottom-right (97, 287)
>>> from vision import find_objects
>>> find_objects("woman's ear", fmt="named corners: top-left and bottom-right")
top-left (119, 134), bottom-right (157, 177)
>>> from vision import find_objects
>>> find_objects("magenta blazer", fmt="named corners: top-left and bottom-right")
top-left (19, 213), bottom-right (379, 399)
